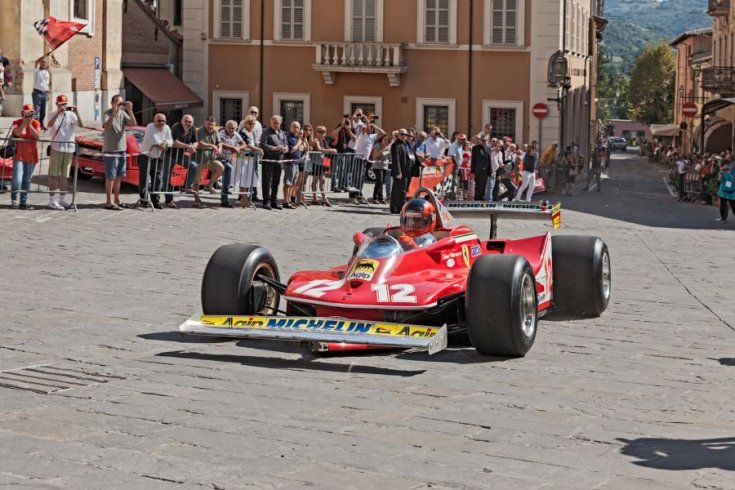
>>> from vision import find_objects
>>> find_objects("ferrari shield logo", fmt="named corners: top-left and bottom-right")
top-left (461, 245), bottom-right (470, 267)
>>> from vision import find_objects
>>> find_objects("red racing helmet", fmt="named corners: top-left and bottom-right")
top-left (400, 198), bottom-right (437, 237)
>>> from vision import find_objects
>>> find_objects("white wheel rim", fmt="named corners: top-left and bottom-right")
top-left (520, 274), bottom-right (537, 338)
top-left (601, 251), bottom-right (611, 301)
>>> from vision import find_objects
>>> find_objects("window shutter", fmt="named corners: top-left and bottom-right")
top-left (220, 0), bottom-right (243, 39)
top-left (491, 0), bottom-right (517, 45)
top-left (425, 0), bottom-right (450, 44)
top-left (352, 0), bottom-right (376, 42)
top-left (293, 0), bottom-right (304, 40)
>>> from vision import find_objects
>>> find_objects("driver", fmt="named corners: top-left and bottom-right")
top-left (398, 198), bottom-right (438, 249)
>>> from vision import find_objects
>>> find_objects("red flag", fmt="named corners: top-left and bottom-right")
top-left (34, 17), bottom-right (86, 50)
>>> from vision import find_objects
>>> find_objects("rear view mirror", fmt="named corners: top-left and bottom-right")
top-left (353, 232), bottom-right (366, 248)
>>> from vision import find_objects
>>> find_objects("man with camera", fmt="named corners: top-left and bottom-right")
top-left (46, 95), bottom-right (82, 210)
top-left (102, 95), bottom-right (137, 210)
top-left (10, 104), bottom-right (42, 209)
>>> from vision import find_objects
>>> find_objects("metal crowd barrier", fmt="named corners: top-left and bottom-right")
top-left (0, 134), bottom-right (80, 212)
top-left (140, 150), bottom-right (260, 211)
top-left (301, 151), bottom-right (368, 203)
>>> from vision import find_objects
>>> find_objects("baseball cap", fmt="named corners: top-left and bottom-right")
top-left (21, 104), bottom-right (35, 113)
top-left (56, 94), bottom-right (68, 104)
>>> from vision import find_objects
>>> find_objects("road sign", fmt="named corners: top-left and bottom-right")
top-left (533, 103), bottom-right (549, 119)
top-left (682, 102), bottom-right (698, 118)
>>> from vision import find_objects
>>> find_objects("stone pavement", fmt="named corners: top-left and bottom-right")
top-left (0, 152), bottom-right (733, 489)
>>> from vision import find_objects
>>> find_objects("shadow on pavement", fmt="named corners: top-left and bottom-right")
top-left (557, 152), bottom-right (730, 231)
top-left (617, 436), bottom-right (735, 471)
top-left (397, 347), bottom-right (515, 364)
top-left (139, 331), bottom-right (229, 344)
top-left (155, 349), bottom-right (426, 377)
top-left (717, 358), bottom-right (735, 366)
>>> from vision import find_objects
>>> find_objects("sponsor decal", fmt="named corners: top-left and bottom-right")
top-left (446, 258), bottom-right (456, 268)
top-left (199, 316), bottom-right (439, 338)
top-left (470, 245), bottom-right (481, 257)
top-left (461, 245), bottom-right (471, 267)
top-left (348, 259), bottom-right (379, 281)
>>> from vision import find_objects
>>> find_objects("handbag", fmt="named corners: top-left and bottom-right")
top-left (47, 112), bottom-right (67, 156)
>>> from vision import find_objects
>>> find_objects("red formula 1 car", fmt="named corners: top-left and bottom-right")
top-left (180, 189), bottom-right (611, 357)
top-left (73, 127), bottom-right (210, 189)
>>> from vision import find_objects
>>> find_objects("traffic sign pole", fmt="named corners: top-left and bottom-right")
top-left (532, 103), bottom-right (549, 149)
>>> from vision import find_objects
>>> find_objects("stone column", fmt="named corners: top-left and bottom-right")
top-left (102, 0), bottom-right (124, 113)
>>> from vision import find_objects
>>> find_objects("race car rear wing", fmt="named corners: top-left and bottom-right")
top-left (442, 201), bottom-right (561, 238)
top-left (180, 315), bottom-right (448, 355)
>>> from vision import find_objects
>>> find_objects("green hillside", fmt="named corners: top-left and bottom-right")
top-left (604, 0), bottom-right (710, 73)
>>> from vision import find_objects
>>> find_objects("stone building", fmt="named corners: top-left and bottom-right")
top-left (0, 0), bottom-right (123, 124)
top-left (179, 0), bottom-right (605, 153)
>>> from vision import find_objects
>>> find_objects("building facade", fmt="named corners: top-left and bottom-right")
top-left (121, 0), bottom-right (201, 125)
top-left (0, 0), bottom-right (123, 124)
top-left (671, 28), bottom-right (712, 155)
top-left (180, 0), bottom-right (603, 153)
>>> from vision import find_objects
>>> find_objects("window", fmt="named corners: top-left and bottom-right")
top-left (482, 100), bottom-right (523, 143)
top-left (277, 0), bottom-right (311, 41)
top-left (343, 96), bottom-right (382, 121)
top-left (490, 108), bottom-right (516, 141)
top-left (217, 0), bottom-right (248, 39)
top-left (351, 0), bottom-right (377, 41)
top-left (71, 0), bottom-right (94, 35)
top-left (274, 93), bottom-right (311, 129)
top-left (484, 0), bottom-right (523, 46)
top-left (424, 0), bottom-right (450, 43)
top-left (219, 98), bottom-right (243, 125)
top-left (423, 106), bottom-right (449, 135)
top-left (416, 98), bottom-right (455, 135)
top-left (351, 103), bottom-right (376, 117)
top-left (174, 0), bottom-right (183, 26)
top-left (213, 91), bottom-right (249, 125)
top-left (73, 0), bottom-right (88, 19)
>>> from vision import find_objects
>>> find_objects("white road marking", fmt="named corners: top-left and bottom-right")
top-left (662, 177), bottom-right (677, 197)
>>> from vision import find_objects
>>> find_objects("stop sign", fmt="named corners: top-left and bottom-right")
top-left (682, 102), bottom-right (698, 118)
top-left (533, 103), bottom-right (549, 119)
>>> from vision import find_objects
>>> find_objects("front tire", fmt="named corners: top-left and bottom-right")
top-left (466, 255), bottom-right (537, 357)
top-left (550, 235), bottom-right (611, 318)
top-left (201, 244), bottom-right (280, 315)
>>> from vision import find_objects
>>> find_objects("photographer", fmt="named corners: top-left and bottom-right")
top-left (102, 95), bottom-right (136, 210)
top-left (46, 94), bottom-right (82, 210)
top-left (10, 104), bottom-right (42, 209)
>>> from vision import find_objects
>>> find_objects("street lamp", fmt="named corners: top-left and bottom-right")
top-left (547, 50), bottom-right (572, 149)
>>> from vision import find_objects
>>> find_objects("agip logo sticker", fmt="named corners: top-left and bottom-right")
top-left (348, 259), bottom-right (379, 281)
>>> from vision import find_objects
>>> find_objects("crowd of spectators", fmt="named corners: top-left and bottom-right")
top-left (644, 139), bottom-right (735, 223)
top-left (3, 98), bottom-right (591, 213)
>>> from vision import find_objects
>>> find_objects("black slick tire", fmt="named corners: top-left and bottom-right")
top-left (201, 244), bottom-right (280, 315)
top-left (550, 235), bottom-right (611, 318)
top-left (466, 255), bottom-right (538, 357)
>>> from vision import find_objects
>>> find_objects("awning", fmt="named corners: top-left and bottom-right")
top-left (650, 124), bottom-right (680, 137)
top-left (123, 68), bottom-right (202, 111)
top-left (703, 97), bottom-right (735, 116)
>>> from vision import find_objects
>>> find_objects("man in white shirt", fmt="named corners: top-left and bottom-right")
top-left (422, 127), bottom-right (450, 160)
top-left (138, 113), bottom-right (173, 209)
top-left (354, 122), bottom-right (385, 159)
top-left (46, 94), bottom-right (82, 209)
top-left (475, 123), bottom-right (493, 141)
top-left (347, 109), bottom-right (365, 152)
top-left (487, 139), bottom-right (504, 201)
top-left (33, 56), bottom-right (50, 129)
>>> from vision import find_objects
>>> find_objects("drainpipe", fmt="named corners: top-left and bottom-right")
top-left (259, 0), bottom-right (265, 112)
top-left (467, 0), bottom-right (474, 134)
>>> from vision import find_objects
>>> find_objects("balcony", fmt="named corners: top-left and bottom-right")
top-left (701, 66), bottom-right (735, 95)
top-left (313, 42), bottom-right (407, 87)
top-left (707, 0), bottom-right (729, 16)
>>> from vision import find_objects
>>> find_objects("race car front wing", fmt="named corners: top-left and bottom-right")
top-left (179, 315), bottom-right (448, 355)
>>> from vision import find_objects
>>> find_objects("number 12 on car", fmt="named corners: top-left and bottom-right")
top-left (371, 284), bottom-right (417, 303)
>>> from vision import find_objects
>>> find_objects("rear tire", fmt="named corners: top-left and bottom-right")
top-left (201, 244), bottom-right (280, 315)
top-left (466, 255), bottom-right (537, 357)
top-left (550, 235), bottom-right (611, 318)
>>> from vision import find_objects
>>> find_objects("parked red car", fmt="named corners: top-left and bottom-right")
top-left (73, 127), bottom-right (211, 189)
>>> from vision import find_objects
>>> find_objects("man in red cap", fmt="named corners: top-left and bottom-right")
top-left (46, 94), bottom-right (82, 209)
top-left (10, 104), bottom-right (42, 209)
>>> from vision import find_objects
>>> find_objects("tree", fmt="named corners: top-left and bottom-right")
top-left (627, 41), bottom-right (676, 124)
top-left (598, 44), bottom-right (631, 122)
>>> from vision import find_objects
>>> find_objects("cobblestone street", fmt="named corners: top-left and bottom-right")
top-left (0, 152), bottom-right (733, 489)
